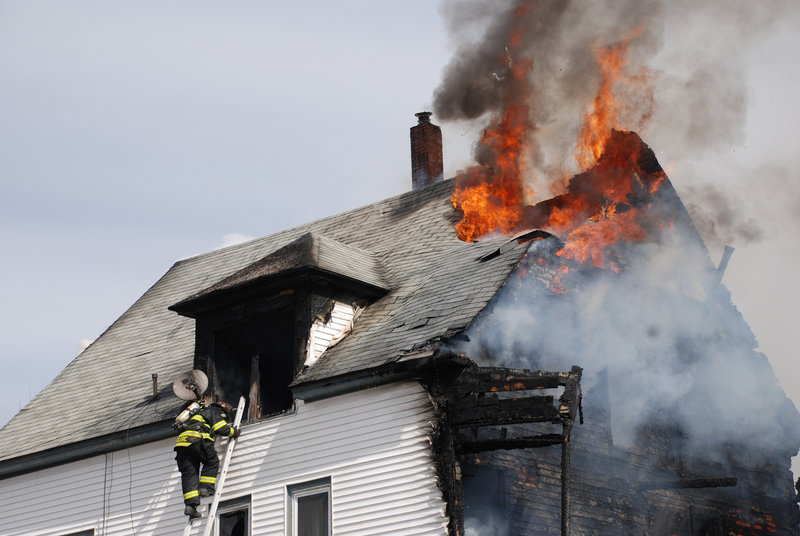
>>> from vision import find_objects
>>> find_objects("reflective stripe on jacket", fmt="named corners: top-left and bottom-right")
top-left (174, 403), bottom-right (235, 448)
top-left (175, 429), bottom-right (213, 447)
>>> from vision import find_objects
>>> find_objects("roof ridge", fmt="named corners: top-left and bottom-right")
top-left (173, 179), bottom-right (454, 267)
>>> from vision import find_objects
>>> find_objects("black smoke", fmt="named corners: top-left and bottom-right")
top-left (433, 0), bottom-right (797, 223)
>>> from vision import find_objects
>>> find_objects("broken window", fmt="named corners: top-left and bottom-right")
top-left (216, 495), bottom-right (250, 536)
top-left (192, 294), bottom-right (367, 422)
top-left (210, 306), bottom-right (296, 420)
top-left (170, 233), bottom-right (388, 423)
top-left (288, 478), bottom-right (331, 536)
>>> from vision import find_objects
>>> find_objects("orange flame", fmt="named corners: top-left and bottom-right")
top-left (451, 21), bottom-right (667, 274)
top-left (575, 29), bottom-right (654, 169)
top-left (451, 92), bottom-right (531, 241)
top-left (545, 31), bottom-right (660, 273)
top-left (451, 12), bottom-right (533, 242)
top-left (551, 130), bottom-right (669, 270)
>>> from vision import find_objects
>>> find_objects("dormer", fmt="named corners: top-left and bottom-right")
top-left (169, 232), bottom-right (389, 421)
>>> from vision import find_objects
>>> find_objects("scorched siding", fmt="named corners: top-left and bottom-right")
top-left (0, 381), bottom-right (449, 536)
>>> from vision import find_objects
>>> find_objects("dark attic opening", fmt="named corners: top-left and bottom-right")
top-left (210, 306), bottom-right (296, 418)
top-left (169, 232), bottom-right (389, 422)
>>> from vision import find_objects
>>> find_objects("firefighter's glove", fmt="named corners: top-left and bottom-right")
top-left (232, 427), bottom-right (241, 439)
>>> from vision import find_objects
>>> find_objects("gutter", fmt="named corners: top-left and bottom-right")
top-left (0, 420), bottom-right (174, 481)
top-left (291, 350), bottom-right (437, 402)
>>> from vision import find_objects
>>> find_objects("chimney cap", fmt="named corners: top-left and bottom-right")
top-left (415, 111), bottom-right (433, 124)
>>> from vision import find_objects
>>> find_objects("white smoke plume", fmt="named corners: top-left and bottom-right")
top-left (453, 234), bottom-right (799, 464)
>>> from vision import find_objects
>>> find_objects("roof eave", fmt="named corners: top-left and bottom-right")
top-left (290, 346), bottom-right (470, 403)
top-left (0, 419), bottom-right (174, 481)
top-left (0, 350), bottom-right (459, 481)
top-left (170, 266), bottom-right (389, 318)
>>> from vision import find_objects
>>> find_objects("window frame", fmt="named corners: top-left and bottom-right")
top-left (215, 494), bottom-right (251, 536)
top-left (287, 477), bottom-right (332, 536)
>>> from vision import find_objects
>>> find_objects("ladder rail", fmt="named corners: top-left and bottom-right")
top-left (182, 396), bottom-right (245, 536)
top-left (201, 396), bottom-right (246, 536)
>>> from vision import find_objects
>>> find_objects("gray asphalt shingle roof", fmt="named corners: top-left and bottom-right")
top-left (0, 179), bottom-right (528, 462)
top-left (172, 232), bottom-right (390, 315)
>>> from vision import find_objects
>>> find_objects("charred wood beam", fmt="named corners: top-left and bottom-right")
top-left (453, 391), bottom-right (556, 409)
top-left (248, 355), bottom-right (261, 421)
top-left (435, 360), bottom-right (584, 536)
top-left (419, 368), bottom-right (466, 536)
top-left (558, 366), bottom-right (582, 425)
top-left (455, 374), bottom-right (563, 395)
top-left (638, 476), bottom-right (738, 491)
top-left (452, 396), bottom-right (561, 427)
top-left (561, 438), bottom-right (571, 536)
top-left (452, 366), bottom-right (580, 398)
top-left (456, 433), bottom-right (564, 453)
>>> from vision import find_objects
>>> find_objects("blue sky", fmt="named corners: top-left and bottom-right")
top-left (1, 1), bottom-right (799, 434)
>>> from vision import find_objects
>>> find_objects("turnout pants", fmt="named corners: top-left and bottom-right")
top-left (175, 441), bottom-right (219, 505)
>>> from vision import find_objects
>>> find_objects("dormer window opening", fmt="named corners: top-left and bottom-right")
top-left (210, 306), bottom-right (296, 420)
top-left (169, 232), bottom-right (389, 423)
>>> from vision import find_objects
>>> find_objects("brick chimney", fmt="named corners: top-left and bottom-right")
top-left (410, 112), bottom-right (443, 190)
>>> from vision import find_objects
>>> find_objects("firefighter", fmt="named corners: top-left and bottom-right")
top-left (174, 397), bottom-right (240, 519)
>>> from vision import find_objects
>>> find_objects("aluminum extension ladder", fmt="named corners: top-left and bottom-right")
top-left (183, 396), bottom-right (245, 536)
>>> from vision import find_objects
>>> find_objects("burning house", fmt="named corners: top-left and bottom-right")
top-left (440, 127), bottom-right (800, 535)
top-left (0, 108), bottom-right (797, 534)
top-left (2, 2), bottom-right (799, 535)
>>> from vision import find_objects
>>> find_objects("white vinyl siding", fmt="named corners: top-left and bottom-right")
top-left (0, 382), bottom-right (448, 536)
top-left (305, 301), bottom-right (358, 367)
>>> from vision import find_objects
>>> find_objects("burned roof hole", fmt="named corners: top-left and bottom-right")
top-left (479, 230), bottom-right (564, 262)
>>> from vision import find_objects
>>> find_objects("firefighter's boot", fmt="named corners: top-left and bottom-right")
top-left (185, 505), bottom-right (202, 519)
